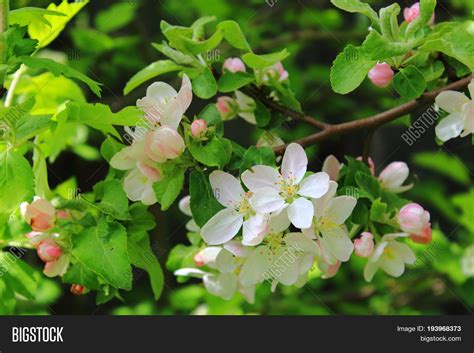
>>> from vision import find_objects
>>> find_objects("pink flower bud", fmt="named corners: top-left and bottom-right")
top-left (37, 239), bottom-right (62, 263)
top-left (56, 210), bottom-right (70, 219)
top-left (20, 197), bottom-right (56, 232)
top-left (71, 284), bottom-right (86, 295)
top-left (368, 63), bottom-right (394, 88)
top-left (397, 203), bottom-right (432, 244)
top-left (357, 156), bottom-right (375, 176)
top-left (191, 119), bottom-right (208, 138)
top-left (144, 126), bottom-right (185, 162)
top-left (194, 247), bottom-right (220, 267)
top-left (216, 96), bottom-right (236, 120)
top-left (378, 161), bottom-right (411, 193)
top-left (354, 232), bottom-right (375, 257)
top-left (222, 58), bottom-right (246, 73)
top-left (404, 2), bottom-right (435, 25)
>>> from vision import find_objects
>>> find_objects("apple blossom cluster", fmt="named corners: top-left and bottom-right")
top-left (109, 75), bottom-right (193, 205)
top-left (175, 145), bottom-right (433, 302)
top-left (20, 197), bottom-right (71, 278)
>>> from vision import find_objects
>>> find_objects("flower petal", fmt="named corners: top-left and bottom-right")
top-left (363, 261), bottom-right (379, 282)
top-left (321, 227), bottom-right (354, 262)
top-left (250, 187), bottom-right (285, 213)
top-left (435, 91), bottom-right (469, 113)
top-left (298, 172), bottom-right (330, 198)
top-left (380, 256), bottom-right (405, 277)
top-left (174, 268), bottom-right (207, 278)
top-left (203, 273), bottom-right (237, 300)
top-left (242, 216), bottom-right (267, 246)
top-left (281, 143), bottom-right (307, 184)
top-left (239, 246), bottom-right (272, 286)
top-left (287, 197), bottom-right (314, 229)
top-left (285, 232), bottom-right (319, 254)
top-left (200, 208), bottom-right (243, 245)
top-left (241, 165), bottom-right (280, 191)
top-left (435, 112), bottom-right (464, 141)
top-left (391, 241), bottom-right (416, 264)
top-left (461, 101), bottom-right (474, 137)
top-left (326, 196), bottom-right (357, 224)
top-left (209, 171), bottom-right (244, 208)
top-left (312, 181), bottom-right (338, 219)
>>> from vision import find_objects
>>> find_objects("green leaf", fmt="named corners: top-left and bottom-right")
top-left (125, 203), bottom-right (156, 235)
top-left (94, 180), bottom-right (130, 220)
top-left (379, 3), bottom-right (400, 40)
top-left (1, 254), bottom-right (38, 300)
top-left (128, 235), bottom-right (164, 300)
top-left (0, 150), bottom-right (34, 214)
top-left (189, 170), bottom-right (223, 227)
top-left (123, 60), bottom-right (184, 95)
top-left (28, 0), bottom-right (89, 48)
top-left (330, 45), bottom-right (376, 94)
top-left (419, 22), bottom-right (474, 72)
top-left (63, 262), bottom-right (101, 290)
top-left (10, 7), bottom-right (66, 27)
top-left (355, 171), bottom-right (381, 201)
top-left (242, 49), bottom-right (289, 69)
top-left (15, 114), bottom-right (51, 142)
top-left (153, 163), bottom-right (185, 211)
top-left (5, 25), bottom-right (38, 74)
top-left (72, 220), bottom-right (132, 290)
top-left (217, 71), bottom-right (254, 93)
top-left (351, 201), bottom-right (369, 224)
top-left (192, 67), bottom-right (218, 99)
top-left (21, 56), bottom-right (102, 97)
top-left (413, 151), bottom-right (470, 185)
top-left (254, 100), bottom-right (271, 128)
top-left (166, 244), bottom-right (197, 272)
top-left (100, 137), bottom-right (124, 162)
top-left (0, 279), bottom-right (16, 314)
top-left (198, 104), bottom-right (223, 136)
top-left (95, 2), bottom-right (135, 33)
top-left (152, 42), bottom-right (196, 65)
top-left (393, 65), bottom-right (426, 99)
top-left (239, 146), bottom-right (276, 173)
top-left (217, 20), bottom-right (251, 51)
top-left (419, 60), bottom-right (444, 82)
top-left (370, 198), bottom-right (388, 223)
top-left (191, 16), bottom-right (216, 40)
top-left (330, 0), bottom-right (378, 23)
top-left (64, 102), bottom-right (143, 138)
top-left (362, 30), bottom-right (413, 60)
top-left (188, 135), bottom-right (232, 169)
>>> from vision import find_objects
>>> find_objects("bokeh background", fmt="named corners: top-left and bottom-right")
top-left (10, 0), bottom-right (474, 315)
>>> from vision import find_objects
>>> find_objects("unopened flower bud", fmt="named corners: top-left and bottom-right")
top-left (222, 58), bottom-right (246, 73)
top-left (354, 232), bottom-right (375, 257)
top-left (20, 197), bottom-right (56, 232)
top-left (216, 96), bottom-right (236, 121)
top-left (378, 161), bottom-right (412, 193)
top-left (368, 63), bottom-right (394, 88)
top-left (404, 2), bottom-right (435, 24)
top-left (37, 239), bottom-right (62, 263)
top-left (191, 119), bottom-right (208, 138)
top-left (144, 126), bottom-right (185, 162)
top-left (397, 203), bottom-right (432, 244)
top-left (70, 284), bottom-right (86, 295)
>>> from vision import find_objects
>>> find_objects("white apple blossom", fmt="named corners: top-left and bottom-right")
top-left (363, 233), bottom-right (416, 282)
top-left (242, 143), bottom-right (330, 229)
top-left (435, 79), bottom-right (474, 142)
top-left (200, 171), bottom-right (266, 245)
top-left (302, 181), bottom-right (357, 265)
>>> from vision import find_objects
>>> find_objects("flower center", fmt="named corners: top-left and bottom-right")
top-left (265, 232), bottom-right (284, 254)
top-left (314, 217), bottom-right (338, 233)
top-left (278, 178), bottom-right (299, 203)
top-left (238, 192), bottom-right (254, 218)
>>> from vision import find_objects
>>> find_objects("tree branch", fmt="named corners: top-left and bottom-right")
top-left (272, 75), bottom-right (473, 154)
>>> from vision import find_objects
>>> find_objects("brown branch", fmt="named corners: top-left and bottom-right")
top-left (273, 75), bottom-right (473, 154)
top-left (242, 86), bottom-right (329, 130)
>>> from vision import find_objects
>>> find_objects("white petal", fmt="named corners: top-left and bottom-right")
top-left (178, 195), bottom-right (192, 216)
top-left (209, 171), bottom-right (244, 208)
top-left (273, 254), bottom-right (300, 286)
top-left (322, 155), bottom-right (340, 181)
top-left (200, 208), bottom-right (243, 245)
top-left (43, 255), bottom-right (69, 278)
top-left (287, 197), bottom-right (314, 229)
top-left (281, 143), bottom-right (307, 184)
top-left (435, 112), bottom-right (464, 141)
top-left (161, 74), bottom-right (193, 129)
top-left (215, 249), bottom-right (239, 273)
top-left (298, 172), bottom-right (330, 198)
top-left (390, 241), bottom-right (416, 265)
top-left (141, 182), bottom-right (158, 206)
top-left (146, 82), bottom-right (177, 102)
top-left (250, 187), bottom-right (285, 213)
top-left (285, 232), bottom-right (318, 254)
top-left (239, 285), bottom-right (256, 304)
top-left (242, 216), bottom-right (267, 246)
top-left (195, 247), bottom-right (221, 268)
top-left (241, 165), bottom-right (280, 191)
top-left (461, 101), bottom-right (474, 136)
top-left (321, 227), bottom-right (354, 262)
top-left (363, 261), bottom-right (379, 282)
top-left (110, 146), bottom-right (137, 170)
top-left (325, 196), bottom-right (357, 224)
top-left (312, 180), bottom-right (338, 219)
top-left (123, 169), bottom-right (156, 204)
top-left (203, 273), bottom-right (237, 300)
top-left (435, 91), bottom-right (469, 113)
top-left (268, 208), bottom-right (291, 233)
top-left (239, 246), bottom-right (272, 286)
top-left (223, 240), bottom-right (249, 258)
top-left (380, 256), bottom-right (405, 277)
top-left (174, 268), bottom-right (207, 278)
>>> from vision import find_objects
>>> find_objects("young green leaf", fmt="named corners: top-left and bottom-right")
top-left (217, 20), bottom-right (252, 51)
top-left (217, 71), bottom-right (254, 93)
top-left (355, 171), bottom-right (381, 201)
top-left (192, 67), bottom-right (218, 99)
top-left (362, 30), bottom-right (413, 60)
top-left (379, 3), bottom-right (400, 40)
top-left (242, 49), bottom-right (289, 69)
top-left (330, 0), bottom-right (379, 24)
top-left (393, 65), bottom-right (426, 99)
top-left (10, 7), bottom-right (66, 27)
top-left (93, 179), bottom-right (130, 220)
top-left (188, 136), bottom-right (232, 169)
top-left (239, 146), bottom-right (276, 174)
top-left (153, 164), bottom-right (186, 211)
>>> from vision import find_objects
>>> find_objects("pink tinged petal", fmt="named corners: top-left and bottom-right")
top-left (319, 260), bottom-right (341, 279)
top-left (239, 246), bottom-right (272, 286)
top-left (43, 255), bottom-right (69, 278)
top-left (321, 227), bottom-right (354, 262)
top-left (145, 126), bottom-right (185, 162)
top-left (397, 203), bottom-right (430, 234)
top-left (222, 58), bottom-right (246, 73)
top-left (194, 247), bottom-right (221, 268)
top-left (410, 224), bottom-right (432, 244)
top-left (110, 146), bottom-right (137, 170)
top-left (174, 268), bottom-right (207, 278)
top-left (37, 239), bottom-right (62, 263)
top-left (281, 143), bottom-right (307, 184)
top-left (435, 91), bottom-right (469, 113)
top-left (461, 101), bottom-right (474, 137)
top-left (223, 240), bottom-right (249, 258)
top-left (326, 196), bottom-right (357, 224)
top-left (322, 155), bottom-right (341, 181)
top-left (436, 112), bottom-right (464, 142)
top-left (287, 197), bottom-right (314, 229)
top-left (190, 119), bottom-right (207, 137)
top-left (241, 165), bottom-right (280, 191)
top-left (200, 208), bottom-right (243, 245)
top-left (368, 62), bottom-right (394, 88)
top-left (298, 172), bottom-right (330, 198)
top-left (242, 216), bottom-right (267, 246)
top-left (403, 2), bottom-right (420, 23)
top-left (354, 232), bottom-right (374, 258)
top-left (378, 161), bottom-right (409, 190)
top-left (209, 170), bottom-right (244, 208)
top-left (137, 161), bottom-right (161, 182)
top-left (250, 187), bottom-right (285, 213)
top-left (363, 261), bottom-right (379, 282)
top-left (161, 74), bottom-right (193, 129)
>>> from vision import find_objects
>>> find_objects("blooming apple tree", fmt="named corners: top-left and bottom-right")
top-left (0, 0), bottom-right (473, 310)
